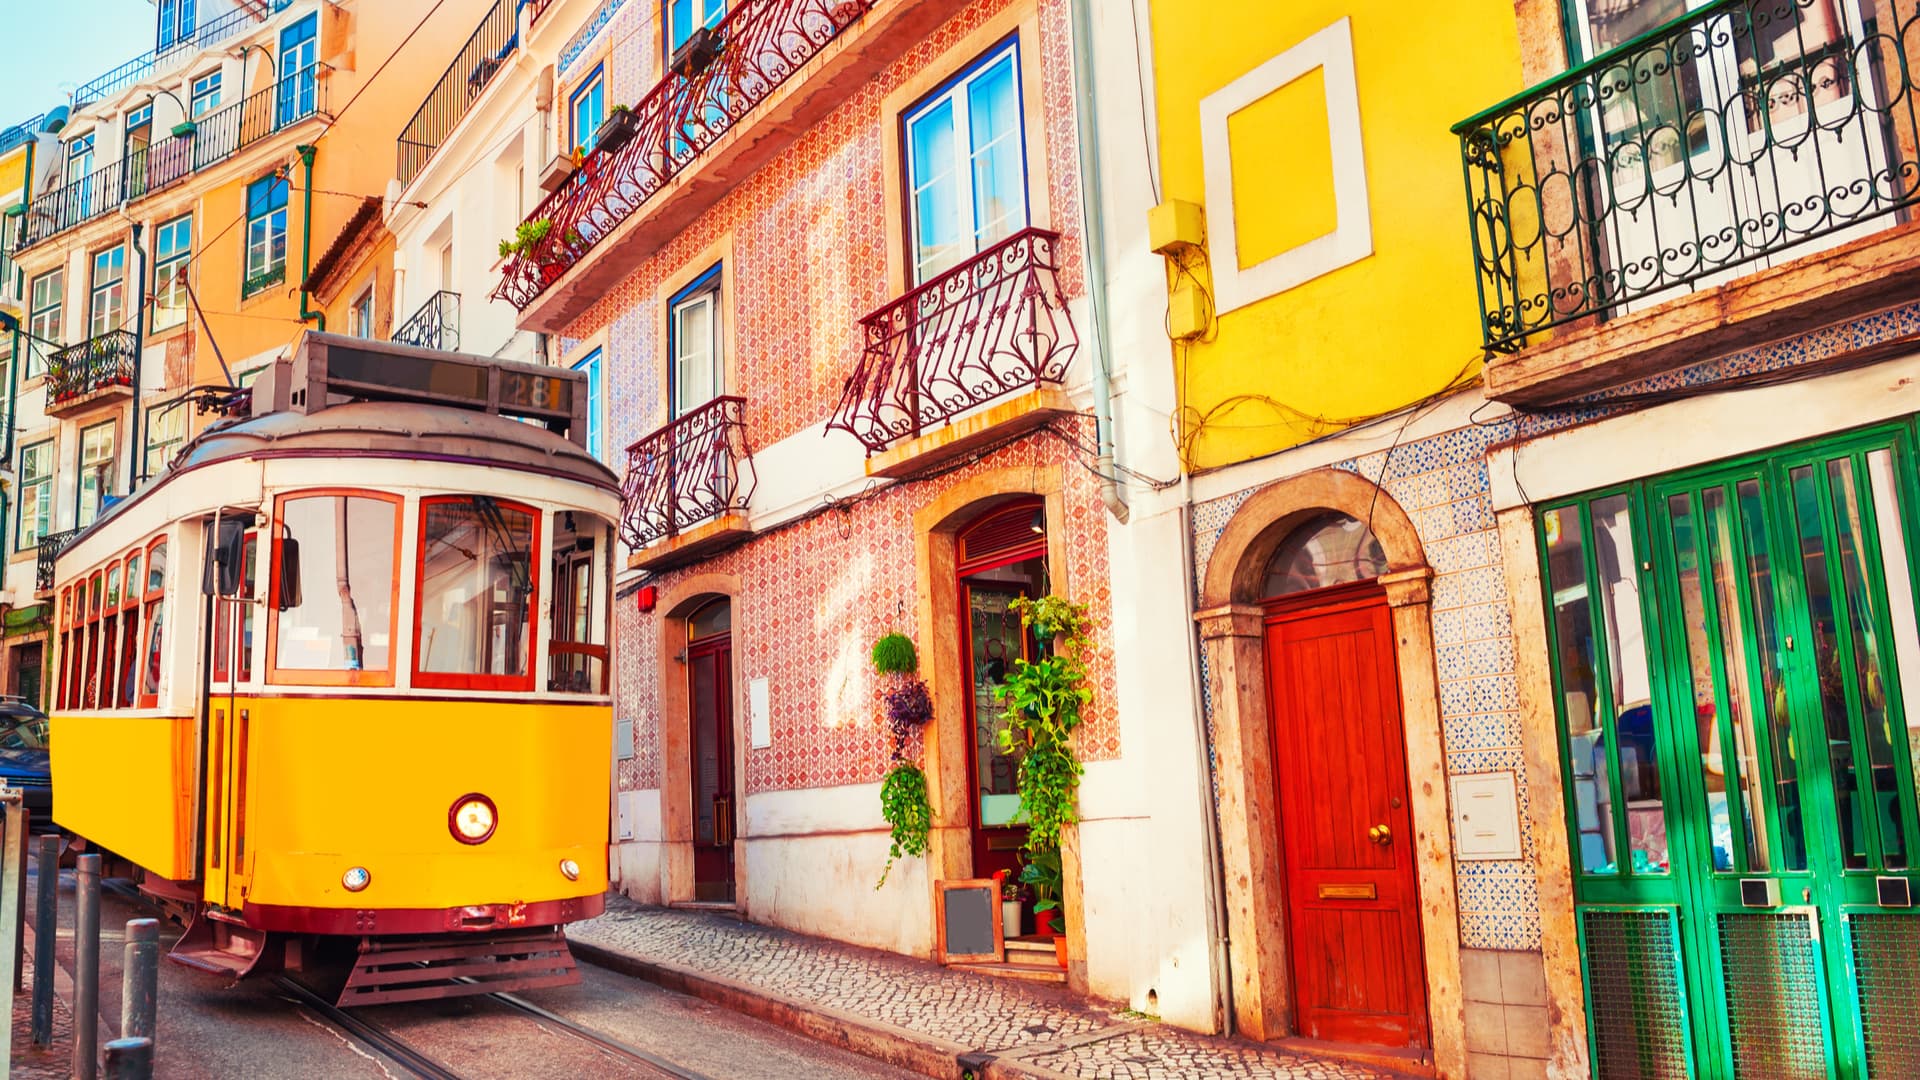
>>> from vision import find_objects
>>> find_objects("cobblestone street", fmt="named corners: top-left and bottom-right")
top-left (570, 897), bottom-right (1402, 1079)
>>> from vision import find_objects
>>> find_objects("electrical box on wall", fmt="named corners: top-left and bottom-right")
top-left (749, 678), bottom-right (771, 749)
top-left (1148, 198), bottom-right (1206, 256)
top-left (1450, 771), bottom-right (1522, 861)
top-left (1169, 282), bottom-right (1209, 341)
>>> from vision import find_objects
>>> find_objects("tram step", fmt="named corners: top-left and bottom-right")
top-left (166, 911), bottom-right (272, 980)
top-left (337, 926), bottom-right (580, 1007)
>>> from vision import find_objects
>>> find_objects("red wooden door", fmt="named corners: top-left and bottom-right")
top-left (1264, 589), bottom-right (1428, 1049)
top-left (689, 636), bottom-right (735, 902)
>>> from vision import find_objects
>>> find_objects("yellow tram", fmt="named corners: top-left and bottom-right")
top-left (47, 334), bottom-right (619, 1003)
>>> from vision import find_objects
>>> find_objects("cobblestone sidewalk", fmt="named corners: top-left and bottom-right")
top-left (570, 896), bottom-right (1400, 1080)
top-left (10, 935), bottom-right (76, 1080)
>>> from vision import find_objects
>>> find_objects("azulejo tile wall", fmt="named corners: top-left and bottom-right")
top-left (1191, 416), bottom-right (1542, 952)
top-left (622, 432), bottom-right (1120, 797)
top-left (562, 0), bottom-right (1104, 796)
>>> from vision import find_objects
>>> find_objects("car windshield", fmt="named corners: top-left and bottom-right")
top-left (0, 715), bottom-right (49, 751)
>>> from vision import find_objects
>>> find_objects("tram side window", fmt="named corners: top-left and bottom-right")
top-left (549, 512), bottom-right (611, 694)
top-left (212, 533), bottom-right (257, 683)
top-left (140, 538), bottom-right (167, 707)
top-left (415, 496), bottom-right (538, 689)
top-left (274, 494), bottom-right (397, 679)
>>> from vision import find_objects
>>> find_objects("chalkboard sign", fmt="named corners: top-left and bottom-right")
top-left (935, 879), bottom-right (1003, 965)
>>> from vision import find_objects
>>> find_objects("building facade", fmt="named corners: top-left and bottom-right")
top-left (1141, 0), bottom-right (1920, 1077)
top-left (0, 0), bottom-right (491, 710)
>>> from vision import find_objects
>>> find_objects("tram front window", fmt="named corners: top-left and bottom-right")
top-left (274, 494), bottom-right (397, 676)
top-left (416, 496), bottom-right (537, 685)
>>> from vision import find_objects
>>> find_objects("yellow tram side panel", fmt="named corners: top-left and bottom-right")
top-left (52, 713), bottom-right (200, 879)
top-left (229, 696), bottom-right (612, 912)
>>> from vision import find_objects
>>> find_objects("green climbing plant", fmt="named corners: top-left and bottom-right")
top-left (876, 760), bottom-right (931, 889)
top-left (994, 595), bottom-right (1092, 855)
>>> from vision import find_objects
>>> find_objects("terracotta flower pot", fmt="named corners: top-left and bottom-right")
top-left (1033, 908), bottom-right (1058, 937)
top-left (1053, 934), bottom-right (1068, 969)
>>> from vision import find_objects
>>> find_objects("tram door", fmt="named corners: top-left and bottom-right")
top-left (204, 528), bottom-right (258, 909)
top-left (687, 599), bottom-right (734, 903)
top-left (1645, 437), bottom-right (1920, 1078)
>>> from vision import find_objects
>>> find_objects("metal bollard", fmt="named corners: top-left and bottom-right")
top-left (103, 1036), bottom-right (153, 1080)
top-left (121, 918), bottom-right (160, 1044)
top-left (74, 852), bottom-right (102, 1080)
top-left (12, 809), bottom-right (24, 993)
top-left (31, 833), bottom-right (56, 1046)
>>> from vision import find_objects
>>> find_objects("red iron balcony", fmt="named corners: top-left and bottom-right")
top-left (827, 228), bottom-right (1077, 470)
top-left (620, 395), bottom-right (758, 569)
top-left (493, 0), bottom-right (872, 316)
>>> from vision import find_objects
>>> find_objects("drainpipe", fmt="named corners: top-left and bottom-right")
top-left (296, 144), bottom-right (325, 333)
top-left (127, 221), bottom-right (148, 493)
top-left (1068, 0), bottom-right (1127, 525)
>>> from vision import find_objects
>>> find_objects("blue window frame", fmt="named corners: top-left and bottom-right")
top-left (244, 174), bottom-right (289, 296)
top-left (573, 348), bottom-right (605, 461)
top-left (570, 66), bottom-right (605, 154)
top-left (190, 71), bottom-right (222, 119)
top-left (666, 0), bottom-right (726, 57)
top-left (158, 0), bottom-right (196, 51)
top-left (902, 37), bottom-right (1029, 284)
top-left (277, 14), bottom-right (318, 126)
top-left (667, 265), bottom-right (722, 418)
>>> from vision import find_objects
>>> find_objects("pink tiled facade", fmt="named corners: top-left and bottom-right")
top-left (562, 0), bottom-right (1115, 797)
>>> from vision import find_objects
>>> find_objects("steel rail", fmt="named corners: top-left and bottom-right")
top-left (271, 977), bottom-right (466, 1080)
top-left (485, 990), bottom-right (715, 1080)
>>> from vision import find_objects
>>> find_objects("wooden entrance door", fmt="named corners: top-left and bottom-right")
top-left (688, 634), bottom-right (735, 902)
top-left (1264, 586), bottom-right (1428, 1049)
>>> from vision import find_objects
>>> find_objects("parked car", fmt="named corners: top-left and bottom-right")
top-left (0, 698), bottom-right (51, 821)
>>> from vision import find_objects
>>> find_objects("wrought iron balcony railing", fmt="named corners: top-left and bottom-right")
top-left (493, 0), bottom-right (871, 310)
top-left (71, 6), bottom-right (271, 110)
top-left (23, 66), bottom-right (329, 249)
top-left (36, 528), bottom-right (81, 594)
top-left (392, 291), bottom-right (462, 351)
top-left (827, 227), bottom-right (1077, 453)
top-left (620, 395), bottom-right (757, 550)
top-left (47, 330), bottom-right (137, 406)
top-left (0, 113), bottom-right (44, 156)
top-left (397, 0), bottom-right (518, 188)
top-left (1455, 0), bottom-right (1920, 353)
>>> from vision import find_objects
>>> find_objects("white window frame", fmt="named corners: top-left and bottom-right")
top-left (573, 348), bottom-right (605, 460)
top-left (77, 420), bottom-right (117, 529)
top-left (89, 246), bottom-right (127, 338)
top-left (349, 286), bottom-right (375, 338)
top-left (152, 215), bottom-right (192, 332)
top-left (902, 38), bottom-right (1030, 285)
top-left (144, 401), bottom-right (188, 476)
top-left (669, 271), bottom-right (722, 418)
top-left (16, 440), bottom-right (53, 551)
top-left (27, 270), bottom-right (61, 380)
top-left (570, 68), bottom-right (605, 153)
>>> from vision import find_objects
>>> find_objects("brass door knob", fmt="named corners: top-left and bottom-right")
top-left (1368, 824), bottom-right (1392, 846)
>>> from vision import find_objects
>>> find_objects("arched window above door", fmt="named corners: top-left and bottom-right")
top-left (688, 596), bottom-right (731, 641)
top-left (1263, 512), bottom-right (1389, 598)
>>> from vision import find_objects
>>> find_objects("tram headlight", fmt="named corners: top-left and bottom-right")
top-left (559, 859), bottom-right (580, 882)
top-left (449, 793), bottom-right (498, 844)
top-left (342, 867), bottom-right (371, 892)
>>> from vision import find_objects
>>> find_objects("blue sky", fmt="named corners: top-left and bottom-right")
top-left (0, 0), bottom-right (157, 125)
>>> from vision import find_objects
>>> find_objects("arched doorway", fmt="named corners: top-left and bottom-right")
top-left (955, 499), bottom-right (1048, 891)
top-left (1259, 513), bottom-right (1428, 1050)
top-left (686, 596), bottom-right (735, 903)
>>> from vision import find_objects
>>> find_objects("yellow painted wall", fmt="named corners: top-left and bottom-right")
top-left (1149, 2), bottom-right (1524, 471)
top-left (0, 146), bottom-right (27, 207)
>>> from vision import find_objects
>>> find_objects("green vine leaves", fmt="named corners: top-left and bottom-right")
top-left (993, 595), bottom-right (1092, 856)
top-left (876, 760), bottom-right (932, 889)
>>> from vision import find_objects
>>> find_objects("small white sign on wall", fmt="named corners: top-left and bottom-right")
top-left (1450, 771), bottom-right (1522, 861)
top-left (748, 678), bottom-right (771, 749)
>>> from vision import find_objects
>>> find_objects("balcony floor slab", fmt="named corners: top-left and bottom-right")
top-left (864, 387), bottom-right (1072, 480)
top-left (627, 512), bottom-right (753, 573)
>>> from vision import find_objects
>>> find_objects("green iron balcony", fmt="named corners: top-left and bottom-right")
top-left (1454, 0), bottom-right (1920, 355)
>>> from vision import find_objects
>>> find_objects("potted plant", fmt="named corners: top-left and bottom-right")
top-left (994, 870), bottom-right (1023, 938)
top-left (498, 218), bottom-right (554, 259)
top-left (595, 103), bottom-right (639, 156)
top-left (874, 633), bottom-right (934, 889)
top-left (1018, 849), bottom-right (1061, 937)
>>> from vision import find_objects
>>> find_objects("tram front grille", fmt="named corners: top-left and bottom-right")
top-left (1581, 908), bottom-right (1690, 1080)
top-left (1849, 913), bottom-right (1920, 1080)
top-left (1718, 911), bottom-right (1826, 1080)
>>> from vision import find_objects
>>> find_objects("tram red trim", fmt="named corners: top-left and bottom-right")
top-left (242, 892), bottom-right (604, 935)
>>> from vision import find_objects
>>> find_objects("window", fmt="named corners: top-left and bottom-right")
top-left (667, 0), bottom-right (726, 56)
top-left (125, 104), bottom-right (152, 156)
top-left (570, 67), bottom-right (605, 153)
top-left (89, 246), bottom-right (126, 338)
top-left (27, 270), bottom-right (60, 380)
top-left (243, 174), bottom-right (288, 297)
top-left (1262, 513), bottom-right (1389, 597)
top-left (550, 512), bottom-right (610, 693)
top-left (140, 537), bottom-right (166, 707)
top-left (16, 441), bottom-right (52, 550)
top-left (77, 421), bottom-right (116, 529)
top-left (438, 242), bottom-right (454, 293)
top-left (158, 0), bottom-right (195, 50)
top-left (349, 287), bottom-right (374, 338)
top-left (414, 496), bottom-right (539, 690)
top-left (119, 549), bottom-right (143, 707)
top-left (903, 39), bottom-right (1029, 283)
top-left (668, 266), bottom-right (722, 417)
top-left (66, 134), bottom-right (94, 185)
top-left (152, 215), bottom-right (191, 331)
top-left (271, 492), bottom-right (399, 683)
top-left (212, 532), bottom-right (256, 684)
top-left (190, 71), bottom-right (221, 119)
top-left (144, 401), bottom-right (187, 476)
top-left (277, 14), bottom-right (319, 125)
top-left (573, 348), bottom-right (604, 460)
